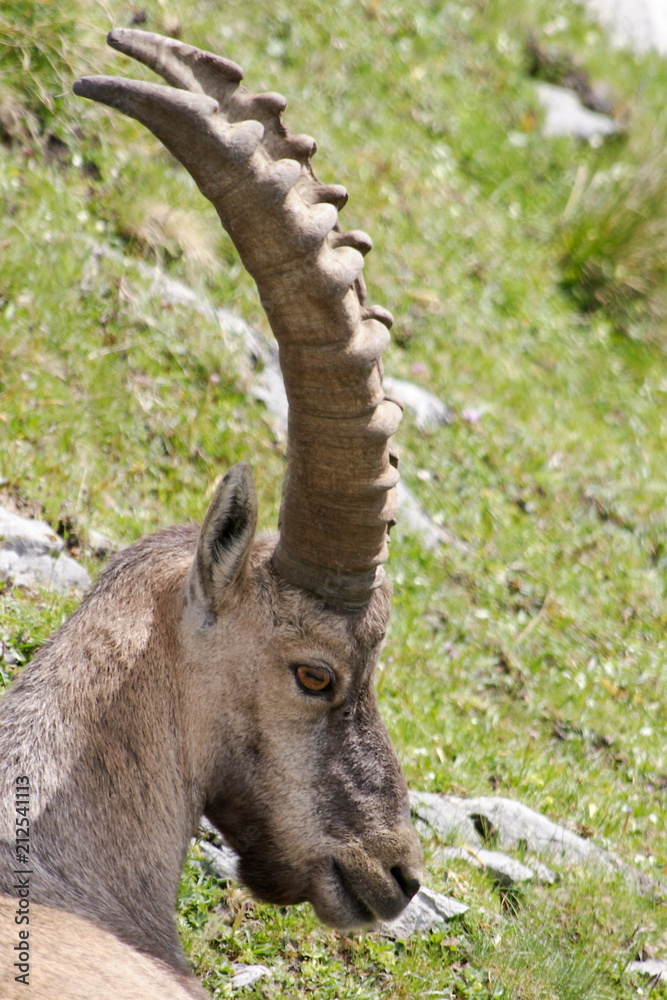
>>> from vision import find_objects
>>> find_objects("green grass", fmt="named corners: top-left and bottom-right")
top-left (3, 0), bottom-right (667, 996)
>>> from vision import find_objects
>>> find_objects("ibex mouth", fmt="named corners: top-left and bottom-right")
top-left (315, 857), bottom-right (419, 929)
top-left (329, 861), bottom-right (376, 926)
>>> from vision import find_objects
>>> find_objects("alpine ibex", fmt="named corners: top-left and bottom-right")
top-left (0, 29), bottom-right (422, 999)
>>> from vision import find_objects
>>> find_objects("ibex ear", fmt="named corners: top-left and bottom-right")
top-left (193, 463), bottom-right (257, 609)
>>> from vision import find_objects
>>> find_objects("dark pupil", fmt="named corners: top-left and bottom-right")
top-left (300, 667), bottom-right (327, 689)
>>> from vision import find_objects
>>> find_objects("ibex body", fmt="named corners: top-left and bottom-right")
top-left (0, 30), bottom-right (421, 999)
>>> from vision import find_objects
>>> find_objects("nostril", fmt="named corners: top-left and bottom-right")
top-left (391, 864), bottom-right (420, 902)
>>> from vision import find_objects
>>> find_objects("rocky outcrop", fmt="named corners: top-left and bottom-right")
top-left (0, 505), bottom-right (91, 593)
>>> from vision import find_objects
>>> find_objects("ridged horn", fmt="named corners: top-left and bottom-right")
top-left (74, 29), bottom-right (402, 609)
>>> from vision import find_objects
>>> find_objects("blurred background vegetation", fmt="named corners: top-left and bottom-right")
top-left (2, 0), bottom-right (667, 996)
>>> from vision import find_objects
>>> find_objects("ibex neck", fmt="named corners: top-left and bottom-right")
top-left (0, 526), bottom-right (202, 971)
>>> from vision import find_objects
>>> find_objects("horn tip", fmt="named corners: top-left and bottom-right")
top-left (107, 27), bottom-right (130, 50)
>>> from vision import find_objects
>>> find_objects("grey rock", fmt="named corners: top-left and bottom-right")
top-left (381, 885), bottom-right (468, 939)
top-left (198, 839), bottom-right (239, 883)
top-left (87, 243), bottom-right (293, 446)
top-left (625, 959), bottom-right (667, 981)
top-left (0, 506), bottom-right (91, 593)
top-left (0, 637), bottom-right (21, 667)
top-left (0, 550), bottom-right (91, 593)
top-left (199, 816), bottom-right (223, 843)
top-left (86, 528), bottom-right (121, 557)
top-left (250, 353), bottom-right (288, 439)
top-left (197, 818), bottom-right (240, 881)
top-left (397, 482), bottom-right (445, 552)
top-left (410, 790), bottom-right (483, 844)
top-left (584, 0), bottom-right (667, 56)
top-left (437, 846), bottom-right (539, 888)
top-left (84, 243), bottom-right (268, 370)
top-left (415, 793), bottom-right (662, 896)
top-left (397, 483), bottom-right (473, 554)
top-left (0, 506), bottom-right (63, 553)
top-left (521, 857), bottom-right (559, 885)
top-left (147, 267), bottom-right (269, 366)
top-left (231, 963), bottom-right (271, 989)
top-left (452, 795), bottom-right (612, 866)
top-left (384, 376), bottom-right (454, 430)
top-left (535, 82), bottom-right (618, 140)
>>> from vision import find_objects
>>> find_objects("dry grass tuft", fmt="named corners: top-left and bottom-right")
top-left (0, 87), bottom-right (38, 143)
top-left (118, 200), bottom-right (220, 277)
top-left (560, 133), bottom-right (667, 345)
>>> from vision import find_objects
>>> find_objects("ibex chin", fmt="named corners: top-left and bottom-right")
top-left (0, 29), bottom-right (422, 999)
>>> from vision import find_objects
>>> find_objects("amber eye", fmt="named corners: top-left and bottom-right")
top-left (294, 664), bottom-right (332, 694)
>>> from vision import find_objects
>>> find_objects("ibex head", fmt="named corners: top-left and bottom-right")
top-left (182, 465), bottom-right (419, 926)
top-left (1, 31), bottom-right (421, 987)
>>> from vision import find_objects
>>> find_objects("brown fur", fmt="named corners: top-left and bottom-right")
top-left (0, 468), bottom-right (422, 997)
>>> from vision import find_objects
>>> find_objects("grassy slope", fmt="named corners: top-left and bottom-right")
top-left (2, 0), bottom-right (667, 996)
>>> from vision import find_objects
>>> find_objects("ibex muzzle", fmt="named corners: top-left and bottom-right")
top-left (0, 29), bottom-right (422, 998)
